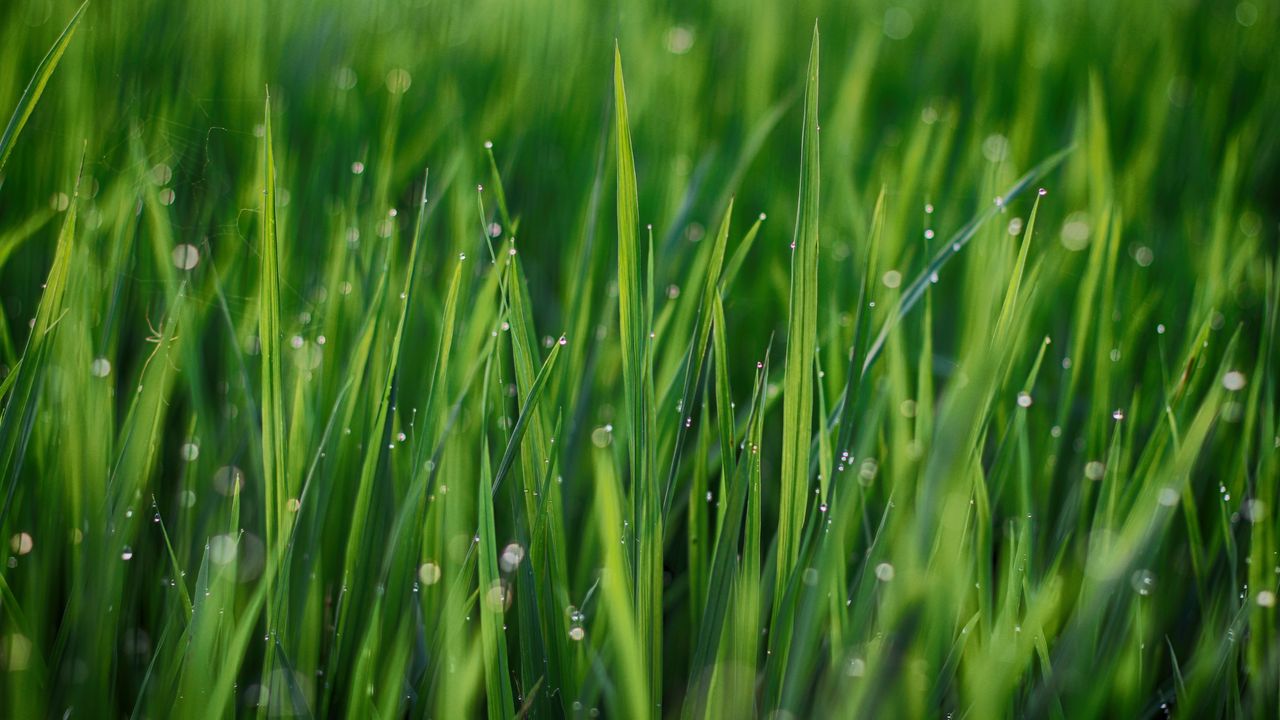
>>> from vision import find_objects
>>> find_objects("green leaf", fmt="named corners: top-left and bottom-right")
top-left (0, 1), bottom-right (87, 175)
top-left (777, 23), bottom-right (821, 589)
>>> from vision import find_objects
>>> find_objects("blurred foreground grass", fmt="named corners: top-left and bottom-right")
top-left (0, 0), bottom-right (1277, 717)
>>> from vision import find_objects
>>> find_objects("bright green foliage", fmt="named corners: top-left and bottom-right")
top-left (0, 1), bottom-right (1277, 718)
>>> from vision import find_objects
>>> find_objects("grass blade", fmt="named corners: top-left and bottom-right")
top-left (0, 2), bottom-right (87, 175)
top-left (777, 22), bottom-right (821, 590)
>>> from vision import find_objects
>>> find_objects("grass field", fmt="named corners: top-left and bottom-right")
top-left (0, 0), bottom-right (1277, 717)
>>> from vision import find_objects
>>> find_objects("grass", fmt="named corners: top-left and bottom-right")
top-left (0, 0), bottom-right (1278, 717)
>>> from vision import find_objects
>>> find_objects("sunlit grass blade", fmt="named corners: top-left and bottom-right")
top-left (259, 91), bottom-right (288, 570)
top-left (777, 21), bottom-right (821, 594)
top-left (0, 1), bottom-right (87, 175)
top-left (613, 43), bottom-right (661, 715)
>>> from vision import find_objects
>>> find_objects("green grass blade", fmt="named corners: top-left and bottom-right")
top-left (0, 1), bottom-right (87, 175)
top-left (259, 91), bottom-right (288, 566)
top-left (614, 43), bottom-right (661, 715)
top-left (777, 22), bottom-right (821, 590)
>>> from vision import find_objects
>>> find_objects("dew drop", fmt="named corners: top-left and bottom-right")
top-left (171, 244), bottom-right (200, 270)
top-left (90, 357), bottom-right (112, 378)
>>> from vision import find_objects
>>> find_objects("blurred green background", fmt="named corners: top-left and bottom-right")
top-left (0, 0), bottom-right (1277, 717)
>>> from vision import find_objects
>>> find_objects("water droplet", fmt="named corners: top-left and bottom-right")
top-left (1223, 371), bottom-right (1246, 391)
top-left (171, 244), bottom-right (200, 270)
top-left (883, 7), bottom-right (914, 39)
top-left (665, 25), bottom-right (695, 54)
top-left (418, 562), bottom-right (442, 585)
top-left (90, 357), bottom-right (112, 377)
top-left (1061, 212), bottom-right (1091, 251)
top-left (9, 533), bottom-right (33, 555)
top-left (1016, 392), bottom-right (1033, 408)
top-left (1134, 246), bottom-right (1154, 267)
top-left (859, 459), bottom-right (878, 485)
top-left (982, 133), bottom-right (1009, 163)
top-left (499, 543), bottom-right (526, 572)
top-left (1130, 569), bottom-right (1156, 596)
top-left (385, 68), bottom-right (412, 94)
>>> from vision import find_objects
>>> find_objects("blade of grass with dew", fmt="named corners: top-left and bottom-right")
top-left (860, 146), bottom-right (1073, 377)
top-left (259, 91), bottom-right (288, 589)
top-left (662, 198), bottom-right (733, 510)
top-left (334, 169), bottom-right (429, 711)
top-left (683, 352), bottom-right (767, 719)
top-left (502, 253), bottom-right (573, 714)
top-left (777, 20), bottom-right (821, 603)
top-left (478, 358), bottom-right (516, 720)
top-left (0, 157), bottom-right (82, 526)
top-left (613, 42), bottom-right (660, 715)
top-left (719, 211), bottom-right (766, 296)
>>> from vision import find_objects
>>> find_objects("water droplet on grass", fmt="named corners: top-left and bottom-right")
top-left (91, 357), bottom-right (112, 377)
top-left (418, 562), bottom-right (442, 585)
top-left (172, 244), bottom-right (200, 270)
top-left (1130, 569), bottom-right (1155, 596)
top-left (385, 68), bottom-right (412, 94)
top-left (9, 533), bottom-right (33, 555)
